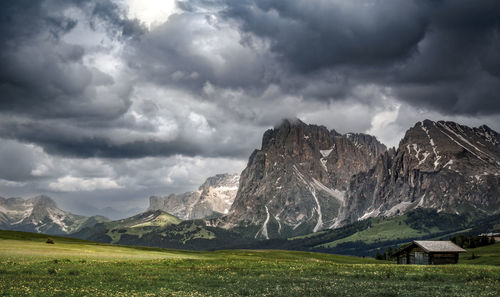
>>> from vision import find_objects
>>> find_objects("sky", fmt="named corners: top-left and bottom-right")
top-left (1, 0), bottom-right (499, 218)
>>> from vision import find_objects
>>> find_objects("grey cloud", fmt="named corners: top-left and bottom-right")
top-left (130, 0), bottom-right (500, 116)
top-left (76, 0), bottom-right (146, 38)
top-left (128, 11), bottom-right (276, 93)
top-left (0, 140), bottom-right (39, 182)
top-left (214, 0), bottom-right (500, 114)
top-left (0, 0), bottom-right (138, 120)
top-left (0, 110), bottom-right (260, 159)
top-left (222, 0), bottom-right (428, 72)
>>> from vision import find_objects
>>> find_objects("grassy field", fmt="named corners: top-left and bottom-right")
top-left (1, 230), bottom-right (499, 296)
top-left (459, 242), bottom-right (500, 266)
top-left (317, 216), bottom-right (439, 248)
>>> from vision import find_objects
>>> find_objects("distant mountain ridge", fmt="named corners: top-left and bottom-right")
top-left (149, 173), bottom-right (239, 220)
top-left (2, 119), bottom-right (498, 252)
top-left (0, 195), bottom-right (108, 234)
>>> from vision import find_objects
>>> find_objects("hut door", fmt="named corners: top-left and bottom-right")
top-left (415, 252), bottom-right (424, 265)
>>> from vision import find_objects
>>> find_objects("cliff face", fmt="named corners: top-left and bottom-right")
top-left (337, 120), bottom-right (500, 225)
top-left (219, 119), bottom-right (386, 238)
top-left (149, 173), bottom-right (239, 220)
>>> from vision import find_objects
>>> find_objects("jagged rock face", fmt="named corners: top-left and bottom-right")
top-left (338, 120), bottom-right (500, 225)
top-left (149, 192), bottom-right (201, 220)
top-left (219, 119), bottom-right (386, 239)
top-left (0, 195), bottom-right (102, 234)
top-left (148, 173), bottom-right (239, 220)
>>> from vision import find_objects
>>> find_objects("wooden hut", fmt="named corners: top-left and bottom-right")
top-left (392, 241), bottom-right (466, 265)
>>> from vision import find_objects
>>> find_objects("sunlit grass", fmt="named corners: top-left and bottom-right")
top-left (318, 216), bottom-right (439, 248)
top-left (459, 243), bottom-right (500, 265)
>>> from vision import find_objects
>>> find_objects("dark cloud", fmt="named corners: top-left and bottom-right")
top-left (214, 0), bottom-right (500, 115)
top-left (0, 0), bottom-right (141, 120)
top-left (222, 0), bottom-right (428, 72)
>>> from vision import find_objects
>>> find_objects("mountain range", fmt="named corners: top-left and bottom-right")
top-left (1, 119), bottom-right (499, 254)
top-left (0, 195), bottom-right (108, 234)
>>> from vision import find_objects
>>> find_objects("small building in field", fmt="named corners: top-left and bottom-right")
top-left (478, 233), bottom-right (500, 242)
top-left (392, 241), bottom-right (466, 265)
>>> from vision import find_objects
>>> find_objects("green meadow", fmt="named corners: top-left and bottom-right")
top-left (0, 230), bottom-right (499, 297)
top-left (459, 242), bottom-right (500, 266)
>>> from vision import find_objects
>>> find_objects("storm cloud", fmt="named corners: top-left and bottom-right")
top-left (0, 0), bottom-right (499, 215)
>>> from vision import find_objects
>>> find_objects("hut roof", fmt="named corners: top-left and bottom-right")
top-left (413, 241), bottom-right (466, 253)
top-left (392, 241), bottom-right (466, 256)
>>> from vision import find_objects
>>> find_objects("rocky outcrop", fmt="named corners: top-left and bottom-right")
top-left (149, 173), bottom-right (239, 220)
top-left (217, 119), bottom-right (386, 238)
top-left (0, 195), bottom-right (107, 234)
top-left (337, 120), bottom-right (500, 225)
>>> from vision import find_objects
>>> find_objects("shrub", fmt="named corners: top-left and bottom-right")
top-left (47, 268), bottom-right (57, 275)
top-left (68, 270), bottom-right (80, 276)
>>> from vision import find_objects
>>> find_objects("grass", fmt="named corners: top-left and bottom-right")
top-left (1, 230), bottom-right (499, 296)
top-left (130, 213), bottom-right (182, 228)
top-left (460, 243), bottom-right (500, 266)
top-left (317, 216), bottom-right (440, 248)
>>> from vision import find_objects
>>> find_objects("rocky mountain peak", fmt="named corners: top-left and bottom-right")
top-left (398, 120), bottom-right (500, 173)
top-left (218, 119), bottom-right (386, 239)
top-left (199, 173), bottom-right (239, 192)
top-left (29, 195), bottom-right (58, 208)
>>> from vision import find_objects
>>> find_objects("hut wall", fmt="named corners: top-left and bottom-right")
top-left (408, 247), bottom-right (426, 264)
top-left (432, 253), bottom-right (458, 265)
top-left (423, 253), bottom-right (430, 265)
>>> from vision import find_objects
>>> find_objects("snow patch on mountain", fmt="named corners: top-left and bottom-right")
top-left (255, 205), bottom-right (270, 239)
top-left (421, 123), bottom-right (441, 169)
top-left (312, 178), bottom-right (344, 202)
top-left (437, 122), bottom-right (488, 162)
top-left (320, 148), bottom-right (333, 158)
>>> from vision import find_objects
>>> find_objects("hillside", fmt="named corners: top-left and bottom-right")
top-left (72, 210), bottom-right (182, 243)
top-left (71, 210), bottom-right (252, 249)
top-left (237, 210), bottom-right (500, 257)
top-left (459, 243), bottom-right (500, 266)
top-left (1, 230), bottom-right (499, 296)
